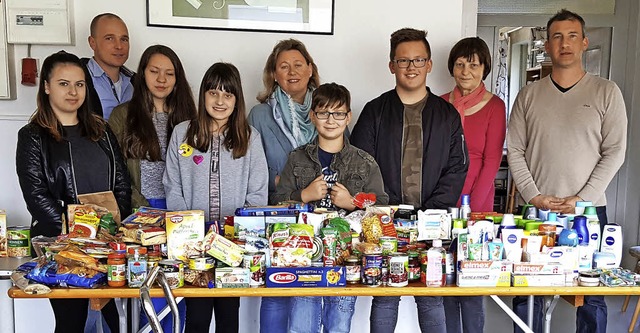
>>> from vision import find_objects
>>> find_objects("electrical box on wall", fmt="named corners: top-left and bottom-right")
top-left (0, 0), bottom-right (16, 100)
top-left (5, 0), bottom-right (73, 45)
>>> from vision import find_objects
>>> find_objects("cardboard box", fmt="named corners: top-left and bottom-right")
top-left (165, 210), bottom-right (205, 262)
top-left (265, 216), bottom-right (297, 236)
top-left (512, 263), bottom-right (564, 275)
top-left (529, 246), bottom-right (579, 271)
top-left (457, 271), bottom-right (511, 287)
top-left (266, 266), bottom-right (346, 288)
top-left (511, 274), bottom-right (566, 287)
top-left (458, 260), bottom-right (513, 273)
top-left (233, 216), bottom-right (268, 252)
top-left (215, 267), bottom-right (250, 288)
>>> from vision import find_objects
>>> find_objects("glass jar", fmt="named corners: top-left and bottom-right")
top-left (147, 251), bottom-right (162, 272)
top-left (127, 247), bottom-right (148, 288)
top-left (107, 253), bottom-right (126, 287)
top-left (407, 251), bottom-right (420, 281)
top-left (345, 256), bottom-right (361, 284)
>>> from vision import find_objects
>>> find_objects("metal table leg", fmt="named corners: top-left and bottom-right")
top-left (114, 298), bottom-right (128, 333)
top-left (543, 295), bottom-right (560, 333)
top-left (527, 295), bottom-right (534, 328)
top-left (132, 298), bottom-right (140, 331)
top-left (490, 295), bottom-right (534, 333)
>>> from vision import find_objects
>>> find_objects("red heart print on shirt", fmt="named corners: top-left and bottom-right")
top-left (193, 155), bottom-right (204, 165)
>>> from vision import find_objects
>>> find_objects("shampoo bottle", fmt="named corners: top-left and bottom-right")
top-left (600, 224), bottom-right (623, 267)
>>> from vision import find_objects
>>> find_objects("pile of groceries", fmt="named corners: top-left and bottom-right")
top-left (5, 194), bottom-right (640, 293)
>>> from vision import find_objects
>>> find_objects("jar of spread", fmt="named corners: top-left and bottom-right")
top-left (107, 253), bottom-right (126, 287)
top-left (408, 251), bottom-right (420, 281)
top-left (345, 256), bottom-right (361, 284)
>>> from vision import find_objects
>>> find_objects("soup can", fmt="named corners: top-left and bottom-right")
top-left (389, 252), bottom-right (408, 287)
top-left (243, 252), bottom-right (265, 287)
top-left (7, 226), bottom-right (30, 257)
top-left (361, 253), bottom-right (382, 287)
top-left (159, 259), bottom-right (184, 289)
top-left (188, 256), bottom-right (215, 271)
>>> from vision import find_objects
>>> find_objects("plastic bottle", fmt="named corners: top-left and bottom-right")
top-left (572, 215), bottom-right (589, 245)
top-left (459, 194), bottom-right (471, 220)
top-left (127, 247), bottom-right (148, 288)
top-left (583, 206), bottom-right (601, 252)
top-left (426, 239), bottom-right (446, 287)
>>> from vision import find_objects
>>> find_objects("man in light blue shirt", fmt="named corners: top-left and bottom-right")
top-left (82, 13), bottom-right (134, 119)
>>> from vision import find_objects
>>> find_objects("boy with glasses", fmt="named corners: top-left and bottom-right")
top-left (350, 28), bottom-right (468, 333)
top-left (272, 82), bottom-right (388, 333)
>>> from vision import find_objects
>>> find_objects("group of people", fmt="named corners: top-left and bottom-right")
top-left (14, 8), bottom-right (626, 333)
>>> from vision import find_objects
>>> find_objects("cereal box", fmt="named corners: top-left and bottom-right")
top-left (165, 210), bottom-right (205, 262)
top-left (0, 210), bottom-right (6, 257)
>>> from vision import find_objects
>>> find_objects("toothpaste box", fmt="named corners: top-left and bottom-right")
top-left (458, 260), bottom-right (513, 273)
top-left (266, 266), bottom-right (346, 288)
top-left (511, 274), bottom-right (566, 287)
top-left (512, 263), bottom-right (564, 275)
top-left (457, 271), bottom-right (511, 287)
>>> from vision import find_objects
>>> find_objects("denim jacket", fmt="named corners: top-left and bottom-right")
top-left (272, 136), bottom-right (389, 207)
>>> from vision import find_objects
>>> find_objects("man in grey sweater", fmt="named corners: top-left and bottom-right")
top-left (507, 9), bottom-right (627, 333)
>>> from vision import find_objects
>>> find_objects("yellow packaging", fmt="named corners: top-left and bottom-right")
top-left (165, 210), bottom-right (205, 262)
top-left (203, 230), bottom-right (245, 267)
top-left (0, 210), bottom-right (6, 257)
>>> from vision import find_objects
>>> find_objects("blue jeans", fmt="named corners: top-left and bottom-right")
top-left (370, 296), bottom-right (446, 333)
top-left (514, 206), bottom-right (608, 333)
top-left (289, 296), bottom-right (356, 333)
top-left (260, 297), bottom-right (292, 333)
top-left (444, 296), bottom-right (484, 333)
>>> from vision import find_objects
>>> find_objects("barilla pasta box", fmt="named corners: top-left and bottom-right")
top-left (265, 266), bottom-right (346, 288)
top-left (0, 210), bottom-right (6, 257)
top-left (165, 210), bottom-right (205, 262)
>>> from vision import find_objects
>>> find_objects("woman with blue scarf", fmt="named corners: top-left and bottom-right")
top-left (248, 39), bottom-right (320, 333)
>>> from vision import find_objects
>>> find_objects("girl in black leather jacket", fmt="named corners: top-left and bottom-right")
top-left (16, 51), bottom-right (131, 333)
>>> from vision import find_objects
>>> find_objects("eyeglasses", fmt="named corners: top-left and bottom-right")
top-left (314, 111), bottom-right (349, 120)
top-left (393, 58), bottom-right (429, 68)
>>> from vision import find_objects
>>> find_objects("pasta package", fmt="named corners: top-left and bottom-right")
top-left (361, 207), bottom-right (391, 244)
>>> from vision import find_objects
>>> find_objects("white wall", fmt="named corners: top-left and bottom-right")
top-left (2, 1), bottom-right (473, 332)
top-left (0, 0), bottom-right (465, 225)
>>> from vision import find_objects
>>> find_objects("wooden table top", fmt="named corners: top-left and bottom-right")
top-left (9, 282), bottom-right (640, 299)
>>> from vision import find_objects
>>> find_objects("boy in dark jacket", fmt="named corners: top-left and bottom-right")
top-left (350, 28), bottom-right (468, 333)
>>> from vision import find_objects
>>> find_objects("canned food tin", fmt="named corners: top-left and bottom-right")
top-left (189, 256), bottom-right (215, 271)
top-left (243, 252), bottom-right (265, 287)
top-left (7, 226), bottom-right (30, 257)
top-left (379, 236), bottom-right (398, 256)
top-left (389, 252), bottom-right (408, 287)
top-left (159, 259), bottom-right (184, 289)
top-left (361, 253), bottom-right (382, 287)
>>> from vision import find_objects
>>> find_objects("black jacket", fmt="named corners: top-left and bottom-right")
top-left (350, 88), bottom-right (468, 210)
top-left (16, 123), bottom-right (131, 238)
top-left (79, 57), bottom-right (135, 118)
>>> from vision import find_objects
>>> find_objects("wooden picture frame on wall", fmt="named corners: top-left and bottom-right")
top-left (147, 0), bottom-right (334, 35)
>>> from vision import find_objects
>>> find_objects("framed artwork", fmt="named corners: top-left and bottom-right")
top-left (147, 0), bottom-right (334, 35)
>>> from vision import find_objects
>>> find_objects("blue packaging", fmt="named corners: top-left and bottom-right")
top-left (265, 266), bottom-right (346, 287)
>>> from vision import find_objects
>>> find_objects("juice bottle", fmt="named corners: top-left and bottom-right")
top-left (426, 239), bottom-right (446, 287)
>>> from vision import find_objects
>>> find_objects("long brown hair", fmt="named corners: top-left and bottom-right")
top-left (122, 45), bottom-right (196, 161)
top-left (186, 63), bottom-right (250, 159)
top-left (33, 51), bottom-right (104, 142)
top-left (256, 39), bottom-right (320, 103)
